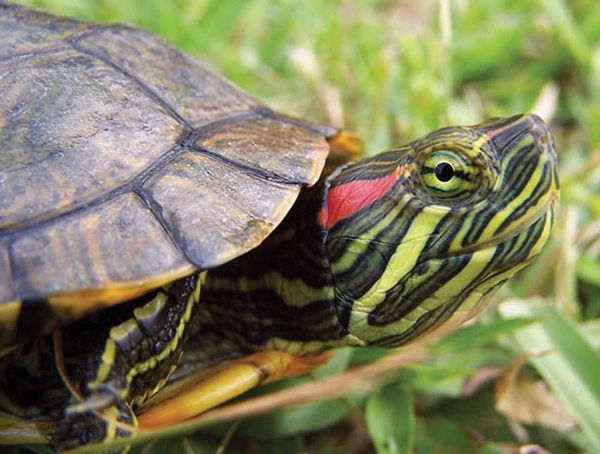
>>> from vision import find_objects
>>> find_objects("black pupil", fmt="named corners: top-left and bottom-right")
top-left (434, 162), bottom-right (454, 182)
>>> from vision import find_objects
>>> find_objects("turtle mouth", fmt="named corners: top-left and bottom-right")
top-left (446, 192), bottom-right (559, 258)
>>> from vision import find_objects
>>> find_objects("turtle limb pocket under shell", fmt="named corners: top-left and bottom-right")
top-left (0, 274), bottom-right (203, 449)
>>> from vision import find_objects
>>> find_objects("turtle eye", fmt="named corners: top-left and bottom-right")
top-left (421, 150), bottom-right (478, 200)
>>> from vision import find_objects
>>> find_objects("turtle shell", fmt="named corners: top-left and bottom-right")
top-left (0, 4), bottom-right (331, 342)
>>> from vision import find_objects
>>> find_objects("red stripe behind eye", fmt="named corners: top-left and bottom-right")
top-left (318, 167), bottom-right (400, 229)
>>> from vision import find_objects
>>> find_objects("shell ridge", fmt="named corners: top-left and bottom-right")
top-left (0, 111), bottom-right (281, 241)
top-left (188, 146), bottom-right (304, 187)
top-left (0, 43), bottom-right (69, 63)
top-left (131, 187), bottom-right (192, 266)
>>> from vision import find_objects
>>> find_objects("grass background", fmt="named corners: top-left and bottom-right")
top-left (8, 0), bottom-right (600, 453)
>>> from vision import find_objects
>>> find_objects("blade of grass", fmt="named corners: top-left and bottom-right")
top-left (499, 300), bottom-right (600, 452)
top-left (538, 0), bottom-right (591, 69)
top-left (430, 317), bottom-right (535, 354)
top-left (366, 384), bottom-right (415, 454)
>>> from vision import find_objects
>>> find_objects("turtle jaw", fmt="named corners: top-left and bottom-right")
top-left (446, 190), bottom-right (559, 262)
top-left (424, 199), bottom-right (558, 341)
top-left (353, 203), bottom-right (557, 350)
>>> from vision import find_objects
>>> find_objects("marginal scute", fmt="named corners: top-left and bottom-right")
top-left (9, 193), bottom-right (193, 301)
top-left (142, 152), bottom-right (303, 269)
top-left (194, 118), bottom-right (330, 186)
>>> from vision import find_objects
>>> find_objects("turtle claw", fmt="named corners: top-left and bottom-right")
top-left (54, 400), bottom-right (137, 453)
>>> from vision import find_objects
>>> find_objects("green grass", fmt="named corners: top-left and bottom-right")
top-left (9, 0), bottom-right (600, 453)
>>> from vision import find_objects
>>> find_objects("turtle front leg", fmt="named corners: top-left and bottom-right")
top-left (51, 274), bottom-right (203, 450)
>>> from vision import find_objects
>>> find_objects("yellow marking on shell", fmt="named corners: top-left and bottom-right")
top-left (39, 267), bottom-right (195, 333)
top-left (81, 211), bottom-right (109, 283)
top-left (0, 302), bottom-right (20, 349)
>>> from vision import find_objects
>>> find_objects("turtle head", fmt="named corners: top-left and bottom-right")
top-left (322, 114), bottom-right (559, 348)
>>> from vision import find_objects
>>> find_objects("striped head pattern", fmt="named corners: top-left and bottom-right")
top-left (321, 114), bottom-right (559, 348)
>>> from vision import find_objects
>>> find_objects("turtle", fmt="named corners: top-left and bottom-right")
top-left (0, 3), bottom-right (559, 452)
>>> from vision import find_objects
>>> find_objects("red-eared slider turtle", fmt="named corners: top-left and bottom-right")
top-left (0, 3), bottom-right (559, 451)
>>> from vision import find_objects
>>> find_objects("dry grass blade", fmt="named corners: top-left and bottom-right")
top-left (186, 344), bottom-right (427, 426)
